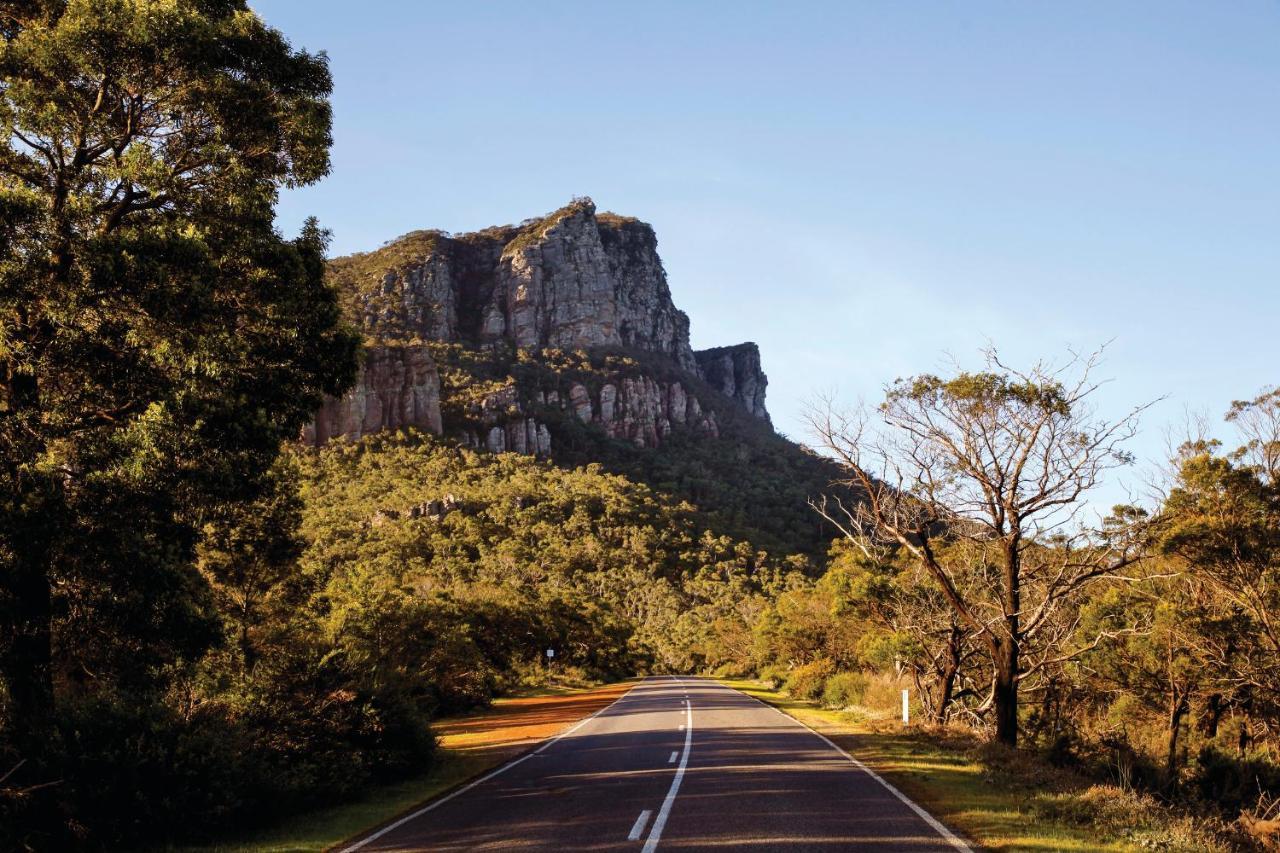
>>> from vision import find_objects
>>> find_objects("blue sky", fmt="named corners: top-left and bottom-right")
top-left (256, 1), bottom-right (1280, 511)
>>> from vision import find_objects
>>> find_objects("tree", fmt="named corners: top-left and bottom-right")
top-left (0, 0), bottom-right (357, 760)
top-left (808, 348), bottom-right (1150, 746)
top-left (1160, 390), bottom-right (1280, 723)
top-left (827, 540), bottom-right (980, 724)
top-left (1077, 572), bottom-right (1238, 789)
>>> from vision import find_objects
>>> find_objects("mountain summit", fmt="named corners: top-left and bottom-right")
top-left (304, 198), bottom-right (770, 451)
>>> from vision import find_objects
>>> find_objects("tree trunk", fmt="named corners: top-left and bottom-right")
top-left (995, 535), bottom-right (1021, 747)
top-left (993, 637), bottom-right (1019, 747)
top-left (1200, 693), bottom-right (1224, 739)
top-left (931, 623), bottom-right (962, 724)
top-left (1165, 691), bottom-right (1189, 789)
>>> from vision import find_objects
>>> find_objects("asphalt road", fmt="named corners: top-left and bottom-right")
top-left (341, 677), bottom-right (971, 852)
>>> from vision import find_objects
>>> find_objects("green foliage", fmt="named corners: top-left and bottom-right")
top-left (294, 430), bottom-right (798, 680)
top-left (0, 2), bottom-right (358, 847)
top-left (1190, 747), bottom-right (1280, 813)
top-left (758, 664), bottom-right (789, 691)
top-left (821, 671), bottom-right (869, 710)
top-left (786, 658), bottom-right (835, 702)
top-left (887, 371), bottom-right (1070, 417)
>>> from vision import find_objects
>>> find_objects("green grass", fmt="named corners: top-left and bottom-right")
top-left (720, 679), bottom-right (1225, 853)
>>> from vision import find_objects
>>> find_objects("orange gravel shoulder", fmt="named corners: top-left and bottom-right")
top-left (434, 680), bottom-right (637, 760)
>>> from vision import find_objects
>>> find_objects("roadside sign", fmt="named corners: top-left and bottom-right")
top-left (546, 648), bottom-right (555, 658)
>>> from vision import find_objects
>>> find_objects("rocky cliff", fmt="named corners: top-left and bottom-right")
top-left (695, 343), bottom-right (770, 424)
top-left (307, 199), bottom-right (769, 454)
top-left (302, 346), bottom-right (442, 446)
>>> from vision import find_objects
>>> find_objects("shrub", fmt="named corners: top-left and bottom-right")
top-left (786, 659), bottom-right (835, 701)
top-left (821, 671), bottom-right (869, 709)
top-left (758, 664), bottom-right (788, 690)
top-left (1192, 746), bottom-right (1280, 813)
top-left (712, 661), bottom-right (754, 679)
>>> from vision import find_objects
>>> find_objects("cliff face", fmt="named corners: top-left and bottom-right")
top-left (332, 200), bottom-right (695, 366)
top-left (307, 199), bottom-right (769, 453)
top-left (456, 375), bottom-right (719, 455)
top-left (694, 343), bottom-right (770, 424)
top-left (302, 346), bottom-right (442, 446)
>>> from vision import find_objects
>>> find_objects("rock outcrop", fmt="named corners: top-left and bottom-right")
top-left (332, 199), bottom-right (696, 369)
top-left (694, 343), bottom-right (770, 424)
top-left (307, 199), bottom-right (769, 453)
top-left (567, 377), bottom-right (718, 446)
top-left (302, 346), bottom-right (442, 445)
top-left (454, 376), bottom-right (717, 453)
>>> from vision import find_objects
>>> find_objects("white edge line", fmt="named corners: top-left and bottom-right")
top-left (724, 680), bottom-right (972, 852)
top-left (641, 691), bottom-right (692, 853)
top-left (627, 809), bottom-right (653, 841)
top-left (338, 678), bottom-right (650, 852)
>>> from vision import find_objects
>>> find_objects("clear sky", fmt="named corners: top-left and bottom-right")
top-left (255, 0), bottom-right (1280, 511)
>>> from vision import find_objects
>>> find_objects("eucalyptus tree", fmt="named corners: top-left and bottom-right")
top-left (809, 348), bottom-right (1151, 746)
top-left (0, 0), bottom-right (357, 759)
top-left (1161, 389), bottom-right (1280, 727)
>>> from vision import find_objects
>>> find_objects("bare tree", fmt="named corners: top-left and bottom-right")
top-left (808, 347), bottom-right (1152, 746)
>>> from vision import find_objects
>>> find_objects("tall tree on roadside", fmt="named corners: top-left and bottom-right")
top-left (808, 348), bottom-right (1150, 746)
top-left (0, 0), bottom-right (357, 759)
top-left (1160, 390), bottom-right (1280, 721)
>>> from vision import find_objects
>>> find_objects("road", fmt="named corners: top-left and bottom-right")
top-left (341, 677), bottom-right (971, 852)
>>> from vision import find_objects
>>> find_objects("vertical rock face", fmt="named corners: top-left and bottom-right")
top-left (310, 199), bottom-right (770, 452)
top-left (330, 199), bottom-right (696, 369)
top-left (303, 346), bottom-right (443, 445)
top-left (695, 343), bottom-right (770, 424)
top-left (562, 378), bottom-right (717, 446)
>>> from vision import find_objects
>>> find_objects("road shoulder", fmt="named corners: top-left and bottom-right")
top-left (723, 679), bottom-right (1087, 851)
top-left (721, 678), bottom-right (1218, 853)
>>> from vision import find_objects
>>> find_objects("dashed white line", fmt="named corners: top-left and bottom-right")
top-left (668, 751), bottom-right (677, 764)
top-left (643, 696), bottom-right (692, 852)
top-left (628, 809), bottom-right (653, 841)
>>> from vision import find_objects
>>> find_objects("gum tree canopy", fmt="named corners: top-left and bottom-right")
top-left (0, 0), bottom-right (357, 757)
top-left (809, 349), bottom-right (1152, 746)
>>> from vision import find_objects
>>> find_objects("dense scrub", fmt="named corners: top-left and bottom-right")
top-left (295, 431), bottom-right (805, 683)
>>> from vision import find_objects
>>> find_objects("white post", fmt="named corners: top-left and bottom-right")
top-left (902, 689), bottom-right (910, 725)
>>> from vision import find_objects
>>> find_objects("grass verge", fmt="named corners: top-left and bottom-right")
top-left (166, 680), bottom-right (635, 853)
top-left (720, 678), bottom-right (1229, 853)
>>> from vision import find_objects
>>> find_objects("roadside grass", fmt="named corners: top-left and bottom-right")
top-left (720, 678), bottom-right (1229, 853)
top-left (165, 680), bottom-right (635, 853)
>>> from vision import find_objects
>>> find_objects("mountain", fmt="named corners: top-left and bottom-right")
top-left (303, 198), bottom-right (767, 449)
top-left (303, 198), bottom-right (836, 557)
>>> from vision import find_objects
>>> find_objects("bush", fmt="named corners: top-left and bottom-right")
top-left (821, 671), bottom-right (869, 709)
top-left (758, 664), bottom-right (788, 690)
top-left (786, 659), bottom-right (835, 701)
top-left (1192, 747), bottom-right (1280, 813)
top-left (712, 661), bottom-right (754, 679)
